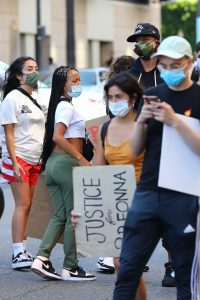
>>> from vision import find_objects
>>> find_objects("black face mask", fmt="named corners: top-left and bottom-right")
top-left (134, 40), bottom-right (158, 60)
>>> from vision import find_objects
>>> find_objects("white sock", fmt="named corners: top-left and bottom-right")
top-left (23, 240), bottom-right (27, 251)
top-left (37, 256), bottom-right (49, 261)
top-left (13, 243), bottom-right (24, 257)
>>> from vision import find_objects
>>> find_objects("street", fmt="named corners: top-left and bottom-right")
top-left (0, 184), bottom-right (176, 300)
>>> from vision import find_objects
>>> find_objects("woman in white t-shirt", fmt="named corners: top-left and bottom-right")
top-left (31, 66), bottom-right (96, 281)
top-left (0, 56), bottom-right (46, 269)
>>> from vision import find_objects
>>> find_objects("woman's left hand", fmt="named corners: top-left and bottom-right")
top-left (151, 102), bottom-right (180, 128)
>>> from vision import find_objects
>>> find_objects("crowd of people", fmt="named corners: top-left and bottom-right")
top-left (0, 22), bottom-right (200, 300)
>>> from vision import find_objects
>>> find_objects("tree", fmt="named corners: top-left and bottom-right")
top-left (161, 0), bottom-right (197, 51)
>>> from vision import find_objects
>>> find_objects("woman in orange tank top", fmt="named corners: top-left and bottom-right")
top-left (93, 72), bottom-right (146, 300)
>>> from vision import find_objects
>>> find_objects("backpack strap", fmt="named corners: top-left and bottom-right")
top-left (17, 88), bottom-right (42, 111)
top-left (101, 120), bottom-right (111, 149)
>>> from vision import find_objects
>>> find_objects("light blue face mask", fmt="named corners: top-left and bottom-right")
top-left (108, 100), bottom-right (130, 118)
top-left (67, 85), bottom-right (82, 98)
top-left (158, 66), bottom-right (186, 86)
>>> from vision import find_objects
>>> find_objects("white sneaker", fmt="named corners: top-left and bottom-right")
top-left (31, 257), bottom-right (61, 280)
top-left (24, 250), bottom-right (34, 261)
top-left (61, 266), bottom-right (96, 281)
top-left (96, 257), bottom-right (115, 274)
top-left (12, 252), bottom-right (33, 269)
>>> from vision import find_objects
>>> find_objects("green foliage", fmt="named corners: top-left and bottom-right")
top-left (161, 0), bottom-right (198, 51)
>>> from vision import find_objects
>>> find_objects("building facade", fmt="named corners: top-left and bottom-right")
top-left (0, 0), bottom-right (162, 69)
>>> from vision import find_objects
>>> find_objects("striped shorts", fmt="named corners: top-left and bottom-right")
top-left (1, 157), bottom-right (41, 185)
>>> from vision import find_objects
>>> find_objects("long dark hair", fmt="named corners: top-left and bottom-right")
top-left (40, 65), bottom-right (78, 170)
top-left (2, 56), bottom-right (36, 99)
top-left (104, 71), bottom-right (143, 110)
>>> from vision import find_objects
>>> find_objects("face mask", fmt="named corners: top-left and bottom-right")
top-left (158, 66), bottom-right (186, 86)
top-left (24, 72), bottom-right (39, 88)
top-left (67, 85), bottom-right (82, 98)
top-left (134, 41), bottom-right (157, 60)
top-left (108, 100), bottom-right (130, 118)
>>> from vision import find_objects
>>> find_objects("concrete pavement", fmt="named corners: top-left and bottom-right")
top-left (0, 184), bottom-right (176, 300)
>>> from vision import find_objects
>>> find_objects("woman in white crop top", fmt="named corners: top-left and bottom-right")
top-left (31, 66), bottom-right (95, 281)
top-left (0, 56), bottom-right (46, 269)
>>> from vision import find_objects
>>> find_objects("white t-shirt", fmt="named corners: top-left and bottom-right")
top-left (55, 101), bottom-right (85, 138)
top-left (0, 89), bottom-right (46, 164)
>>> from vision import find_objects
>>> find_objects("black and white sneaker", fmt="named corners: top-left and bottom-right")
top-left (31, 257), bottom-right (61, 280)
top-left (61, 266), bottom-right (96, 281)
top-left (24, 250), bottom-right (34, 261)
top-left (96, 257), bottom-right (115, 274)
top-left (12, 252), bottom-right (33, 269)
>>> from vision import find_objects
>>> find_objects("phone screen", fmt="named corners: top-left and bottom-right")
top-left (143, 95), bottom-right (160, 104)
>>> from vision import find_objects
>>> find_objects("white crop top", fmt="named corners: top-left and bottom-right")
top-left (55, 101), bottom-right (85, 138)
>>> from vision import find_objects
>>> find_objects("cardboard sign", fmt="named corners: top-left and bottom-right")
top-left (158, 114), bottom-right (200, 196)
top-left (85, 115), bottom-right (109, 145)
top-left (26, 174), bottom-right (64, 243)
top-left (26, 165), bottom-right (136, 257)
top-left (73, 165), bottom-right (136, 257)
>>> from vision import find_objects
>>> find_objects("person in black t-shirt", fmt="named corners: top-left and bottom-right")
top-left (113, 36), bottom-right (200, 300)
top-left (127, 22), bottom-right (175, 287)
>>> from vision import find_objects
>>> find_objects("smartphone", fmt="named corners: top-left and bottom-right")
top-left (16, 173), bottom-right (23, 183)
top-left (143, 95), bottom-right (160, 104)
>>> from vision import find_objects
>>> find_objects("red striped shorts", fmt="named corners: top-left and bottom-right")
top-left (1, 157), bottom-right (41, 185)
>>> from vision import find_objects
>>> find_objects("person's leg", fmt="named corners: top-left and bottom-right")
top-left (36, 154), bottom-right (68, 258)
top-left (113, 190), bottom-right (162, 300)
top-left (160, 191), bottom-right (198, 300)
top-left (32, 154), bottom-right (68, 280)
top-left (10, 182), bottom-right (32, 243)
top-left (135, 277), bottom-right (147, 300)
top-left (10, 181), bottom-right (35, 268)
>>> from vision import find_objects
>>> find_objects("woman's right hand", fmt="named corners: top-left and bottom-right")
top-left (13, 162), bottom-right (25, 182)
top-left (78, 156), bottom-right (90, 166)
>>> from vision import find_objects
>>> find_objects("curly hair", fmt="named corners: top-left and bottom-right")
top-left (106, 55), bottom-right (135, 80)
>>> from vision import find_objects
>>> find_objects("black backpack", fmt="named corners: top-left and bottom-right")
top-left (100, 120), bottom-right (111, 149)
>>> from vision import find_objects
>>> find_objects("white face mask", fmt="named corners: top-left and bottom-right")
top-left (108, 100), bottom-right (130, 118)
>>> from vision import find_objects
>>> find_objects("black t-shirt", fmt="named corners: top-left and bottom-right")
top-left (137, 82), bottom-right (200, 191)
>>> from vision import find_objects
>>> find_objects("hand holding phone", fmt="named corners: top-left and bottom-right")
top-left (15, 173), bottom-right (22, 182)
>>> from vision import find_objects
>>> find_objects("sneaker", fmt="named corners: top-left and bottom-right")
top-left (12, 252), bottom-right (33, 269)
top-left (61, 266), bottom-right (96, 281)
top-left (31, 257), bottom-right (61, 280)
top-left (162, 262), bottom-right (176, 287)
top-left (143, 265), bottom-right (150, 272)
top-left (96, 257), bottom-right (115, 274)
top-left (24, 250), bottom-right (34, 261)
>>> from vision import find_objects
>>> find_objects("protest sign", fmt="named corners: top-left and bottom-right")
top-left (25, 174), bottom-right (64, 243)
top-left (73, 165), bottom-right (136, 257)
top-left (26, 165), bottom-right (136, 257)
top-left (85, 115), bottom-right (109, 145)
top-left (158, 114), bottom-right (200, 196)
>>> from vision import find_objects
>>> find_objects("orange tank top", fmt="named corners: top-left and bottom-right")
top-left (104, 137), bottom-right (144, 183)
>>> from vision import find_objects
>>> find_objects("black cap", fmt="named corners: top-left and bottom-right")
top-left (127, 23), bottom-right (160, 42)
